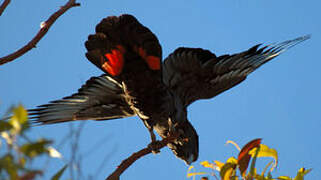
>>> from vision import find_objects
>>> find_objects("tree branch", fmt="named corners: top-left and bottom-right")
top-left (0, 0), bottom-right (10, 16)
top-left (106, 133), bottom-right (180, 180)
top-left (0, 0), bottom-right (80, 66)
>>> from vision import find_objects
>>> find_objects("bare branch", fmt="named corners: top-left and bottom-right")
top-left (0, 0), bottom-right (80, 65)
top-left (106, 133), bottom-right (179, 180)
top-left (0, 0), bottom-right (9, 16)
top-left (0, 0), bottom-right (10, 16)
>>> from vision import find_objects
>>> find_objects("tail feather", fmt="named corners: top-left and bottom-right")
top-left (85, 14), bottom-right (162, 75)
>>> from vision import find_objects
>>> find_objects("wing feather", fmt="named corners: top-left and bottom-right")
top-left (162, 35), bottom-right (310, 106)
top-left (29, 75), bottom-right (135, 124)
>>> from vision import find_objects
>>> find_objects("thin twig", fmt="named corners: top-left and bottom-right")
top-left (0, 0), bottom-right (80, 65)
top-left (95, 145), bottom-right (118, 178)
top-left (73, 122), bottom-right (86, 180)
top-left (69, 122), bottom-right (86, 180)
top-left (0, 0), bottom-right (10, 16)
top-left (105, 133), bottom-right (179, 180)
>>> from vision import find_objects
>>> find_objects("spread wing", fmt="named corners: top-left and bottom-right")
top-left (29, 75), bottom-right (135, 124)
top-left (162, 35), bottom-right (310, 106)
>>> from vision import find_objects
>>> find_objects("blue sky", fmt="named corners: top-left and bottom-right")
top-left (1, 0), bottom-right (320, 179)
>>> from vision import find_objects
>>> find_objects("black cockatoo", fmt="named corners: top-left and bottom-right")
top-left (29, 14), bottom-right (309, 164)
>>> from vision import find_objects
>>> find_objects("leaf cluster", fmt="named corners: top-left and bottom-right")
top-left (0, 105), bottom-right (66, 180)
top-left (187, 139), bottom-right (311, 180)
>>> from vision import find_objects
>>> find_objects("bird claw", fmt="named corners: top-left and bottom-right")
top-left (148, 140), bottom-right (161, 154)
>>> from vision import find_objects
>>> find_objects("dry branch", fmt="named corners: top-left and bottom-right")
top-left (0, 0), bottom-right (10, 16)
top-left (0, 0), bottom-right (80, 65)
top-left (106, 133), bottom-right (180, 180)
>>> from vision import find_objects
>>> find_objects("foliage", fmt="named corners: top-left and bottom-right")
top-left (187, 139), bottom-right (311, 180)
top-left (0, 105), bottom-right (66, 180)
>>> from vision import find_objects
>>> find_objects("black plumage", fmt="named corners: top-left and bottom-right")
top-left (29, 14), bottom-right (309, 164)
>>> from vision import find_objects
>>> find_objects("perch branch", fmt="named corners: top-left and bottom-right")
top-left (0, 0), bottom-right (10, 16)
top-left (0, 0), bottom-right (80, 65)
top-left (106, 133), bottom-right (180, 180)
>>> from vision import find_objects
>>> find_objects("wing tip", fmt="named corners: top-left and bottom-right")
top-left (297, 34), bottom-right (312, 41)
top-left (266, 34), bottom-right (311, 53)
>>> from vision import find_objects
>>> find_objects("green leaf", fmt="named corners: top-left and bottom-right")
top-left (249, 145), bottom-right (260, 178)
top-left (226, 157), bottom-right (238, 164)
top-left (200, 161), bottom-right (213, 168)
top-left (1, 131), bottom-right (13, 145)
top-left (220, 162), bottom-right (237, 180)
top-left (18, 157), bottom-right (27, 168)
top-left (254, 174), bottom-right (267, 180)
top-left (0, 154), bottom-right (18, 179)
top-left (261, 160), bottom-right (274, 176)
top-left (19, 139), bottom-right (52, 159)
top-left (51, 165), bottom-right (68, 180)
top-left (214, 160), bottom-right (225, 171)
top-left (187, 165), bottom-right (194, 172)
top-left (0, 121), bottom-right (13, 132)
top-left (278, 176), bottom-right (292, 180)
top-left (249, 144), bottom-right (278, 172)
top-left (187, 172), bottom-right (207, 178)
top-left (267, 172), bottom-right (273, 179)
top-left (294, 168), bottom-right (311, 180)
top-left (9, 105), bottom-right (29, 134)
top-left (187, 165), bottom-right (207, 178)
